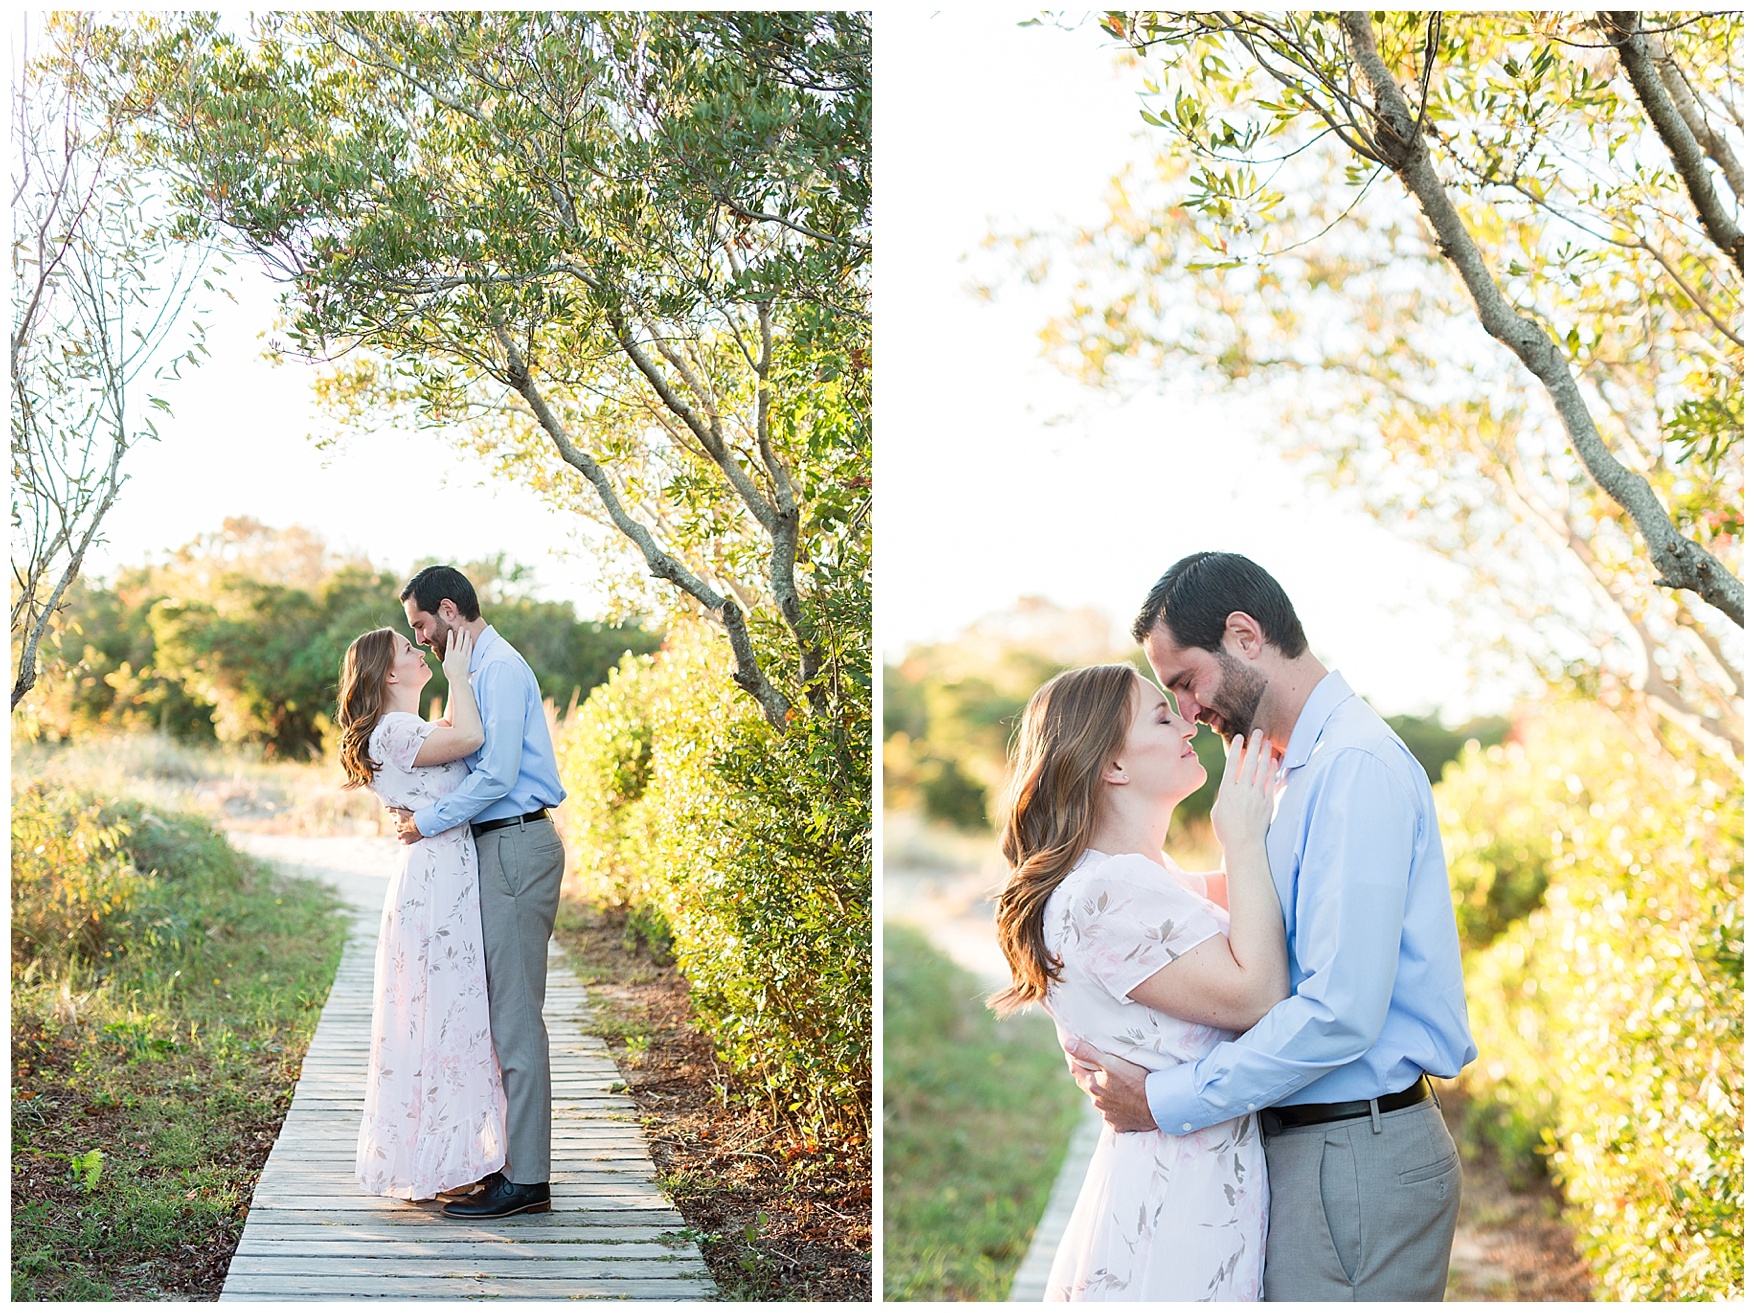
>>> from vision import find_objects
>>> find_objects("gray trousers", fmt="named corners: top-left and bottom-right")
top-left (473, 816), bottom-right (566, 1185)
top-left (1262, 1095), bottom-right (1461, 1301)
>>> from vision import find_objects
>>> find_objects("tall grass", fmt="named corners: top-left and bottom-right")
top-left (13, 730), bottom-right (384, 836)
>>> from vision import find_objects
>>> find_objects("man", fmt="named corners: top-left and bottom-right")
top-left (1065, 551), bottom-right (1476, 1300)
top-left (389, 564), bottom-right (568, 1220)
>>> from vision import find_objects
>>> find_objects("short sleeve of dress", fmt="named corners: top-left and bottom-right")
top-left (1063, 854), bottom-right (1225, 1004)
top-left (372, 712), bottom-right (435, 774)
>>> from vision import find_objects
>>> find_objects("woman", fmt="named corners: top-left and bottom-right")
top-left (336, 626), bottom-right (507, 1201)
top-left (992, 663), bottom-right (1283, 1301)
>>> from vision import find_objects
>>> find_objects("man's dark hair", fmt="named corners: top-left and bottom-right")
top-left (400, 565), bottom-right (481, 621)
top-left (1131, 552), bottom-right (1308, 657)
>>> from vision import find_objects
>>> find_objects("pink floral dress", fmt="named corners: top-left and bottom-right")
top-left (355, 712), bottom-right (507, 1200)
top-left (1041, 850), bottom-right (1268, 1301)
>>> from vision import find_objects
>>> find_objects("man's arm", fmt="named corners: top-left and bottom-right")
top-left (409, 661), bottom-right (527, 836)
top-left (1141, 750), bottom-right (1416, 1133)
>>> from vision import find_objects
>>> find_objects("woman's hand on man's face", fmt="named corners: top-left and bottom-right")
top-left (440, 626), bottom-right (475, 681)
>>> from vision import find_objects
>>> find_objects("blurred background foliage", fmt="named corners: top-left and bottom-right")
top-left (16, 518), bottom-right (658, 756)
top-left (884, 596), bottom-right (1507, 844)
top-left (1440, 701), bottom-right (1741, 1297)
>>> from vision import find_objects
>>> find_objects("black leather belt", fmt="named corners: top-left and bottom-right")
top-left (471, 808), bottom-right (550, 836)
top-left (1260, 1075), bottom-right (1431, 1136)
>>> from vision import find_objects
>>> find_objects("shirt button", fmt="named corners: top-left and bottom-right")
top-left (1182, 1122), bottom-right (1193, 1131)
top-left (1246, 1103), bottom-right (1256, 1112)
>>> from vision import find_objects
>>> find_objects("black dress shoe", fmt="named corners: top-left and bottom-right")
top-left (441, 1176), bottom-right (550, 1218)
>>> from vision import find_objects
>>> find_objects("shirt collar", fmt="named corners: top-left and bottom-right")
top-left (470, 624), bottom-right (501, 674)
top-left (1281, 670), bottom-right (1354, 773)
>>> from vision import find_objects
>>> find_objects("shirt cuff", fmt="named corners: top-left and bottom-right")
top-left (1145, 1061), bottom-right (1210, 1136)
top-left (412, 803), bottom-right (443, 837)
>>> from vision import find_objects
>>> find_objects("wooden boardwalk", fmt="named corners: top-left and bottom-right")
top-left (220, 838), bottom-right (714, 1301)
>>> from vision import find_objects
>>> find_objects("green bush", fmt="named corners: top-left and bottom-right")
top-left (557, 620), bottom-right (871, 1136)
top-left (11, 785), bottom-right (149, 968)
top-left (1439, 701), bottom-right (1743, 1299)
top-left (554, 652), bottom-right (664, 923)
top-left (11, 783), bottom-right (266, 975)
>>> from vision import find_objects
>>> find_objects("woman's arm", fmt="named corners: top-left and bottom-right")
top-left (1129, 731), bottom-right (1287, 1030)
top-left (413, 629), bottom-right (485, 765)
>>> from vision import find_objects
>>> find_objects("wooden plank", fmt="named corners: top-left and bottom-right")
top-left (223, 1230), bottom-right (690, 1249)
top-left (219, 844), bottom-right (713, 1302)
top-left (220, 1275), bottom-right (712, 1299)
top-left (233, 1214), bottom-right (685, 1235)
top-left (227, 1255), bottom-right (704, 1277)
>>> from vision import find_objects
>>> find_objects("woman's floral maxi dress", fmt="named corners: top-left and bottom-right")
top-left (355, 712), bottom-right (507, 1200)
top-left (1041, 849), bottom-right (1268, 1301)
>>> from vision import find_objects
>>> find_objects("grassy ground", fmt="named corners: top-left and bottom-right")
top-left (882, 921), bottom-right (1084, 1301)
top-left (13, 731), bottom-right (384, 836)
top-left (553, 896), bottom-right (872, 1300)
top-left (11, 796), bottom-right (348, 1300)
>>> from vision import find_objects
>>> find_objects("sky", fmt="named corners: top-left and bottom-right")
top-left (56, 10), bottom-right (1504, 721)
top-left (82, 272), bottom-right (614, 614)
top-left (878, 10), bottom-right (1498, 720)
top-left (18, 7), bottom-right (606, 620)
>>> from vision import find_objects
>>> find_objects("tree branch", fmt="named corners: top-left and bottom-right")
top-left (1635, 237), bottom-right (1742, 347)
top-left (1338, 10), bottom-right (1743, 627)
top-left (1602, 12), bottom-right (1744, 269)
top-left (605, 302), bottom-right (781, 535)
top-left (490, 323), bottom-right (792, 730)
top-left (714, 192), bottom-right (871, 250)
top-left (1655, 40), bottom-right (1743, 202)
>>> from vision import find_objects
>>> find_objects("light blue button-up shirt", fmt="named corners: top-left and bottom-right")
top-left (411, 625), bottom-right (566, 837)
top-left (1146, 670), bottom-right (1476, 1134)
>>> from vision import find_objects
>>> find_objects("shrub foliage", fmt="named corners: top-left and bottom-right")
top-left (12, 785), bottom-right (150, 968)
top-left (557, 621), bottom-right (871, 1136)
top-left (1439, 700), bottom-right (1743, 1299)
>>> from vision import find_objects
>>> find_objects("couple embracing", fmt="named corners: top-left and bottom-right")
top-left (334, 565), bottom-right (566, 1220)
top-left (993, 552), bottom-right (1477, 1301)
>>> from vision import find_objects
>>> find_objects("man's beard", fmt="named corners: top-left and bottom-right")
top-left (422, 614), bottom-right (455, 654)
top-left (1206, 648), bottom-right (1268, 742)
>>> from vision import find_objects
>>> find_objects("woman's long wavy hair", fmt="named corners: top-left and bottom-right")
top-left (336, 628), bottom-right (399, 790)
top-left (990, 663), bottom-right (1139, 1016)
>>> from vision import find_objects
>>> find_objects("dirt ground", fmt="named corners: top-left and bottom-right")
top-left (1438, 1081), bottom-right (1594, 1301)
top-left (553, 899), bottom-right (872, 1302)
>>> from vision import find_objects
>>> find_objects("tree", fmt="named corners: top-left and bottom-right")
top-left (24, 520), bottom-right (657, 751)
top-left (109, 11), bottom-right (870, 735)
top-left (10, 13), bottom-right (217, 711)
top-left (992, 15), bottom-right (1743, 1292)
top-left (997, 11), bottom-right (1741, 762)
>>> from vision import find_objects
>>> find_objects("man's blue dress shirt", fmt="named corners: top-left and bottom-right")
top-left (411, 625), bottom-right (566, 837)
top-left (1146, 670), bottom-right (1477, 1134)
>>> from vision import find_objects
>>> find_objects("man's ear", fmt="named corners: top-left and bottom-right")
top-left (1224, 611), bottom-right (1266, 660)
top-left (437, 599), bottom-right (459, 623)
